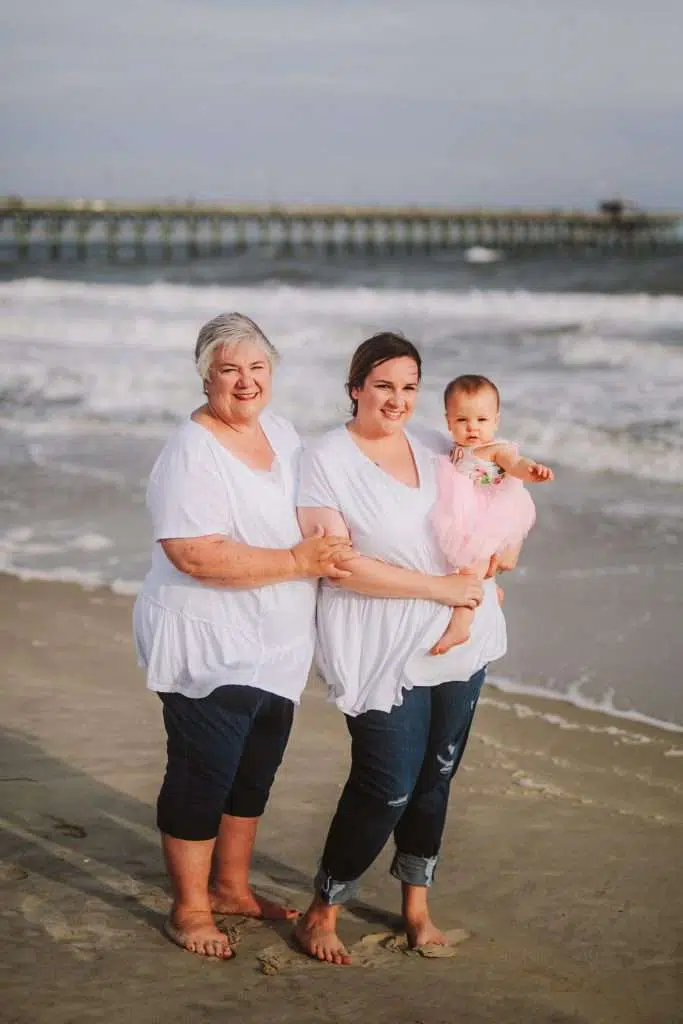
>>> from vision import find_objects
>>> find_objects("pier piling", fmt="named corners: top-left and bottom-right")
top-left (1, 198), bottom-right (680, 263)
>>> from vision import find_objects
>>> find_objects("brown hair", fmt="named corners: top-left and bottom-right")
top-left (443, 374), bottom-right (500, 410)
top-left (346, 332), bottom-right (422, 416)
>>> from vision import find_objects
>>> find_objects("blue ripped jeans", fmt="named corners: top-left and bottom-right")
top-left (316, 667), bottom-right (486, 904)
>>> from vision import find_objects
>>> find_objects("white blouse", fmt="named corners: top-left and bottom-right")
top-left (298, 424), bottom-right (507, 716)
top-left (133, 413), bottom-right (317, 702)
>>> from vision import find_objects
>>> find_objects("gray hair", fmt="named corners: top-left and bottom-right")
top-left (194, 312), bottom-right (279, 383)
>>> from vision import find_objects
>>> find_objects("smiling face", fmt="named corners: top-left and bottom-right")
top-left (204, 341), bottom-right (273, 426)
top-left (445, 386), bottom-right (500, 447)
top-left (351, 356), bottom-right (420, 436)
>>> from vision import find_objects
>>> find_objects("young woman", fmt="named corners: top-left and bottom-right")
top-left (294, 333), bottom-right (508, 965)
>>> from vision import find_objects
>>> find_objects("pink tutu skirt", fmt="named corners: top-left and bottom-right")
top-left (431, 456), bottom-right (536, 568)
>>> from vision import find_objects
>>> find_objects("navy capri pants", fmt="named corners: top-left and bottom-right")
top-left (157, 684), bottom-right (294, 841)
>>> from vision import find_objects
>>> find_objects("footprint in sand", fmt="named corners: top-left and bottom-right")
top-left (218, 921), bottom-right (244, 947)
top-left (353, 928), bottom-right (471, 961)
top-left (46, 816), bottom-right (88, 839)
top-left (257, 946), bottom-right (286, 975)
top-left (0, 861), bottom-right (29, 883)
top-left (253, 928), bottom-right (471, 973)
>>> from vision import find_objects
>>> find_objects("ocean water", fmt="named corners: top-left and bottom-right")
top-left (1, 246), bottom-right (682, 728)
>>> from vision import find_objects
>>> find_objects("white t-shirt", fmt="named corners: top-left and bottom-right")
top-left (298, 423), bottom-right (507, 716)
top-left (133, 412), bottom-right (317, 702)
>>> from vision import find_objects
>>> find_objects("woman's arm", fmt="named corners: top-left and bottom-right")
top-left (161, 529), bottom-right (353, 590)
top-left (297, 507), bottom-right (483, 609)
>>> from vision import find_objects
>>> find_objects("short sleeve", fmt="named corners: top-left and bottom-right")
top-left (297, 444), bottom-right (342, 512)
top-left (147, 432), bottom-right (231, 540)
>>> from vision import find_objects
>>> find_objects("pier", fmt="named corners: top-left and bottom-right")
top-left (1, 196), bottom-right (680, 262)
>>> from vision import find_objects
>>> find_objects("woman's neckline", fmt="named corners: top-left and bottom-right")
top-left (188, 414), bottom-right (277, 474)
top-left (343, 423), bottom-right (422, 490)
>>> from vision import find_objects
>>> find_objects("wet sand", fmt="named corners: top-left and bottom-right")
top-left (1, 573), bottom-right (681, 1024)
top-left (498, 468), bottom-right (683, 728)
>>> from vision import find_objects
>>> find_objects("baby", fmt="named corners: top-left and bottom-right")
top-left (431, 374), bottom-right (553, 655)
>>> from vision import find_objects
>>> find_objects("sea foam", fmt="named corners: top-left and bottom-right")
top-left (2, 277), bottom-right (681, 482)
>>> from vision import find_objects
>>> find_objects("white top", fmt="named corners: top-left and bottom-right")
top-left (133, 412), bottom-right (317, 702)
top-left (298, 424), bottom-right (507, 716)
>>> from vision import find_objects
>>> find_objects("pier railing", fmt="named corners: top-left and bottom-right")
top-left (1, 197), bottom-right (680, 261)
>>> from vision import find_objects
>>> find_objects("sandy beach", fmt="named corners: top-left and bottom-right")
top-left (1, 572), bottom-right (681, 1024)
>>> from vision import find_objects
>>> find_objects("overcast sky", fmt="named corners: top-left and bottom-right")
top-left (2, 0), bottom-right (682, 208)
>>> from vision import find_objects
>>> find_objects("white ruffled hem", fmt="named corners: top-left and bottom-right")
top-left (316, 579), bottom-right (506, 717)
top-left (133, 594), bottom-right (314, 702)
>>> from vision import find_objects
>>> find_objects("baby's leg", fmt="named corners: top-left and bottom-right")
top-left (429, 557), bottom-right (490, 656)
top-left (430, 605), bottom-right (475, 655)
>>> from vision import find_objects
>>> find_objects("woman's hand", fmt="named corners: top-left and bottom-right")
top-left (485, 544), bottom-right (521, 578)
top-left (291, 526), bottom-right (354, 579)
top-left (435, 570), bottom-right (484, 609)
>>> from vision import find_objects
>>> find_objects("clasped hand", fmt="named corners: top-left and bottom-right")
top-left (440, 544), bottom-right (520, 609)
top-left (439, 568), bottom-right (484, 610)
top-left (291, 525), bottom-right (354, 579)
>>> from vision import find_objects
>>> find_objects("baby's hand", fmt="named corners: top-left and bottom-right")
top-left (527, 461), bottom-right (554, 482)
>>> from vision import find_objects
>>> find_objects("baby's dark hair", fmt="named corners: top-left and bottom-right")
top-left (443, 374), bottom-right (500, 410)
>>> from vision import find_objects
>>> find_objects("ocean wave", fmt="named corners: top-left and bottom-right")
top-left (498, 416), bottom-right (683, 483)
top-left (2, 276), bottom-right (682, 482)
top-left (1, 398), bottom-right (681, 482)
top-left (486, 674), bottom-right (683, 735)
top-left (558, 334), bottom-right (683, 371)
top-left (0, 525), bottom-right (114, 566)
top-left (3, 276), bottom-right (683, 324)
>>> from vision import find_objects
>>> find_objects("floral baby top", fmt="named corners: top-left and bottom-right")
top-left (451, 441), bottom-right (515, 486)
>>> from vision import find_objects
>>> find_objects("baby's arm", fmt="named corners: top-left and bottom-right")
top-left (491, 444), bottom-right (554, 483)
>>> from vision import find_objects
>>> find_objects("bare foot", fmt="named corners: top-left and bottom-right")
top-left (405, 914), bottom-right (450, 950)
top-left (430, 606), bottom-right (474, 655)
top-left (293, 906), bottom-right (352, 966)
top-left (210, 886), bottom-right (299, 920)
top-left (430, 631), bottom-right (470, 655)
top-left (430, 616), bottom-right (472, 655)
top-left (164, 909), bottom-right (235, 959)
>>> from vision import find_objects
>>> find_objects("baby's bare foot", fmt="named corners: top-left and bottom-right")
top-left (164, 910), bottom-right (235, 959)
top-left (293, 910), bottom-right (352, 965)
top-left (430, 608), bottom-right (473, 655)
top-left (430, 623), bottom-right (471, 655)
top-left (210, 886), bottom-right (298, 920)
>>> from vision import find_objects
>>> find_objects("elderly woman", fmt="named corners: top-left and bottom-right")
top-left (294, 332), bottom-right (509, 965)
top-left (133, 313), bottom-right (352, 959)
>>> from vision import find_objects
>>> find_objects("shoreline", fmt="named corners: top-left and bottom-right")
top-left (2, 571), bottom-right (681, 1023)
top-left (3, 566), bottom-right (682, 736)
top-left (486, 671), bottom-right (683, 736)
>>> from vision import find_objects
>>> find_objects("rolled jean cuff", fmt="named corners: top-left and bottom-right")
top-left (390, 851), bottom-right (438, 887)
top-left (314, 867), bottom-right (360, 906)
